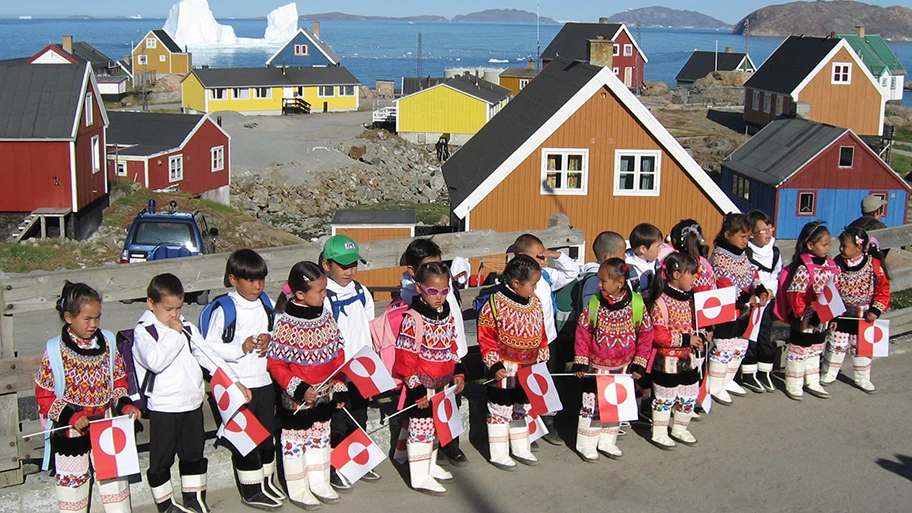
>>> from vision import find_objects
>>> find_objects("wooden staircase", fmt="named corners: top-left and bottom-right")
top-left (8, 208), bottom-right (70, 242)
top-left (282, 97), bottom-right (311, 115)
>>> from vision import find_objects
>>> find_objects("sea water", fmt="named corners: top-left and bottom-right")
top-left (0, 18), bottom-right (909, 105)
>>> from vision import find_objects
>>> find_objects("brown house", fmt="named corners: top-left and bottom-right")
top-left (131, 30), bottom-right (192, 76)
top-left (499, 61), bottom-right (539, 96)
top-left (442, 58), bottom-right (738, 262)
top-left (743, 36), bottom-right (885, 136)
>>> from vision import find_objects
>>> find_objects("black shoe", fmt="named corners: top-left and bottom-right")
top-left (741, 373), bottom-right (765, 394)
top-left (241, 489), bottom-right (283, 511)
top-left (330, 468), bottom-right (353, 493)
top-left (439, 444), bottom-right (469, 467)
top-left (759, 372), bottom-right (776, 392)
top-left (540, 416), bottom-right (565, 446)
top-left (181, 491), bottom-right (208, 513)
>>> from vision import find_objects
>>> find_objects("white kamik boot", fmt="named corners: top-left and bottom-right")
top-left (575, 416), bottom-right (600, 462)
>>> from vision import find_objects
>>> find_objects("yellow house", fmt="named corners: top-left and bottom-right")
top-left (131, 30), bottom-right (192, 75)
top-left (395, 75), bottom-right (511, 145)
top-left (181, 66), bottom-right (361, 115)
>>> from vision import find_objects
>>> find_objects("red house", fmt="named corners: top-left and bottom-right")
top-left (0, 59), bottom-right (109, 239)
top-left (106, 112), bottom-right (231, 205)
top-left (540, 19), bottom-right (647, 90)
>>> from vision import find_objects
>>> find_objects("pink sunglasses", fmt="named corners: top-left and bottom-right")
top-left (419, 283), bottom-right (450, 297)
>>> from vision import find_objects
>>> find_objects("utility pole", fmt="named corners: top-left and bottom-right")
top-left (536, 0), bottom-right (540, 69)
top-left (142, 42), bottom-right (148, 112)
top-left (417, 32), bottom-right (423, 82)
top-left (745, 18), bottom-right (750, 56)
top-left (636, 21), bottom-right (642, 95)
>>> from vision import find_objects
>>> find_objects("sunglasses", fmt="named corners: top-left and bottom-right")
top-left (419, 283), bottom-right (450, 297)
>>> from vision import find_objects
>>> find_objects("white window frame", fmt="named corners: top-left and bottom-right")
top-left (519, 79), bottom-right (529, 89)
top-left (159, 54), bottom-right (166, 62)
top-left (882, 77), bottom-right (889, 87)
top-left (318, 85), bottom-right (334, 97)
top-left (763, 92), bottom-right (772, 114)
top-left (85, 92), bottom-right (93, 127)
top-left (540, 148), bottom-right (589, 196)
top-left (613, 149), bottom-right (661, 197)
top-left (90, 135), bottom-right (100, 174)
top-left (623, 44), bottom-right (633, 57)
top-left (145, 38), bottom-right (157, 49)
top-left (891, 77), bottom-right (897, 89)
top-left (612, 45), bottom-right (620, 57)
top-left (211, 146), bottom-right (224, 172)
top-left (797, 191), bottom-right (816, 216)
top-left (137, 54), bottom-right (147, 65)
top-left (838, 146), bottom-right (855, 168)
top-left (169, 155), bottom-right (183, 182)
top-left (732, 174), bottom-right (750, 200)
top-left (115, 161), bottom-right (127, 177)
top-left (832, 62), bottom-right (852, 84)
top-left (752, 90), bottom-right (760, 111)
top-left (775, 95), bottom-right (783, 116)
top-left (210, 88), bottom-right (226, 100)
top-left (339, 85), bottom-right (355, 97)
top-left (254, 87), bottom-right (271, 99)
top-left (294, 44), bottom-right (309, 56)
top-left (233, 88), bottom-right (250, 100)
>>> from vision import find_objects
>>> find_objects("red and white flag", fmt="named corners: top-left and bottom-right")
top-left (90, 416), bottom-right (140, 481)
top-left (331, 429), bottom-right (386, 484)
top-left (694, 287), bottom-right (738, 328)
top-left (697, 376), bottom-right (712, 414)
top-left (217, 406), bottom-right (270, 457)
top-left (392, 425), bottom-right (408, 464)
top-left (857, 319), bottom-right (890, 358)
top-left (812, 279), bottom-right (847, 323)
top-left (211, 367), bottom-right (247, 424)
top-left (596, 374), bottom-right (638, 424)
top-left (430, 385), bottom-right (464, 446)
top-left (341, 347), bottom-right (396, 399)
top-left (526, 415), bottom-right (548, 444)
top-left (742, 304), bottom-right (765, 341)
top-left (517, 362), bottom-right (563, 417)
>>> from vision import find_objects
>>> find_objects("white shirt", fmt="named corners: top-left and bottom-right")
top-left (400, 271), bottom-right (468, 357)
top-left (748, 237), bottom-right (783, 296)
top-left (132, 310), bottom-right (235, 413)
top-left (202, 291), bottom-right (273, 389)
top-left (323, 278), bottom-right (376, 358)
top-left (625, 249), bottom-right (656, 295)
top-left (537, 251), bottom-right (580, 343)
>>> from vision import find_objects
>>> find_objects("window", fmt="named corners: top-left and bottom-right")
top-left (254, 87), bottom-right (271, 99)
top-left (169, 155), bottom-right (183, 182)
top-left (797, 191), bottom-right (816, 216)
top-left (159, 55), bottom-right (166, 62)
top-left (210, 88), bottom-right (226, 100)
top-left (339, 85), bottom-right (355, 96)
top-left (85, 92), bottom-right (93, 126)
top-left (294, 86), bottom-right (304, 97)
top-left (116, 162), bottom-right (127, 177)
top-left (541, 149), bottom-right (588, 195)
top-left (614, 150), bottom-right (660, 196)
top-left (294, 44), bottom-right (309, 56)
top-left (732, 174), bottom-right (751, 201)
top-left (832, 63), bottom-right (851, 84)
top-left (838, 146), bottom-right (854, 168)
top-left (519, 79), bottom-right (529, 89)
top-left (752, 90), bottom-right (760, 111)
top-left (91, 135), bottom-right (100, 173)
top-left (137, 55), bottom-right (147, 65)
top-left (763, 92), bottom-right (771, 114)
top-left (612, 45), bottom-right (619, 57)
top-left (233, 88), bottom-right (250, 100)
top-left (623, 44), bottom-right (633, 56)
top-left (613, 67), bottom-right (619, 75)
top-left (318, 86), bottom-right (334, 97)
top-left (870, 191), bottom-right (888, 216)
top-left (891, 77), bottom-right (897, 89)
top-left (882, 77), bottom-right (889, 87)
top-left (775, 95), bottom-right (783, 116)
top-left (145, 38), bottom-right (157, 49)
top-left (211, 146), bottom-right (224, 172)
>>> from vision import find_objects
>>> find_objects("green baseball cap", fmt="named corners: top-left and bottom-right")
top-left (323, 235), bottom-right (365, 265)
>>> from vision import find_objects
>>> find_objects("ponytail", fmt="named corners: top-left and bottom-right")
top-left (792, 221), bottom-right (830, 270)
top-left (670, 219), bottom-right (707, 262)
top-left (275, 261), bottom-right (324, 313)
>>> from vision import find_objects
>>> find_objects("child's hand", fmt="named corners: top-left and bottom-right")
top-left (758, 294), bottom-right (771, 307)
top-left (454, 376), bottom-right (465, 395)
top-left (167, 318), bottom-right (184, 333)
top-left (242, 336), bottom-right (256, 354)
top-left (495, 369), bottom-right (509, 381)
top-left (691, 333), bottom-right (704, 351)
top-left (632, 371), bottom-right (643, 380)
top-left (255, 334), bottom-right (271, 356)
top-left (236, 383), bottom-right (252, 403)
top-left (72, 415), bottom-right (89, 433)
top-left (304, 387), bottom-right (318, 404)
top-left (574, 371), bottom-right (587, 379)
top-left (336, 402), bottom-right (345, 410)
top-left (542, 249), bottom-right (562, 260)
top-left (865, 311), bottom-right (878, 323)
top-left (416, 397), bottom-right (430, 409)
top-left (123, 405), bottom-right (142, 420)
top-left (703, 330), bottom-right (713, 343)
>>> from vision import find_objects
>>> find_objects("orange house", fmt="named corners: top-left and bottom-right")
top-left (131, 30), bottom-right (192, 75)
top-left (498, 62), bottom-right (538, 97)
top-left (330, 209), bottom-right (416, 298)
top-left (743, 36), bottom-right (885, 136)
top-left (443, 58), bottom-right (738, 263)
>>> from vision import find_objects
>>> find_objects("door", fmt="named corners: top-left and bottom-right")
top-left (282, 87), bottom-right (293, 99)
top-left (624, 67), bottom-right (633, 88)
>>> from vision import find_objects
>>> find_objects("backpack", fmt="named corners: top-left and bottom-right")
top-left (773, 253), bottom-right (835, 321)
top-left (327, 282), bottom-right (367, 321)
top-left (586, 291), bottom-right (645, 331)
top-left (115, 325), bottom-right (160, 414)
top-left (198, 292), bottom-right (275, 344)
top-left (368, 303), bottom-right (424, 387)
top-left (554, 271), bottom-right (597, 338)
top-left (472, 283), bottom-right (503, 317)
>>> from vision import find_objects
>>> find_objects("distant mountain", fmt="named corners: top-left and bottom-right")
top-left (299, 12), bottom-right (447, 22)
top-left (608, 7), bottom-right (730, 29)
top-left (732, 1), bottom-right (912, 42)
top-left (452, 9), bottom-right (558, 24)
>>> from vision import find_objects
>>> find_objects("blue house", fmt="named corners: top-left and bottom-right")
top-left (721, 118), bottom-right (909, 239)
top-left (266, 25), bottom-right (341, 68)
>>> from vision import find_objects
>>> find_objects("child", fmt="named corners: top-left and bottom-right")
top-left (579, 231), bottom-right (628, 306)
top-left (821, 227), bottom-right (890, 393)
top-left (645, 253), bottom-right (707, 449)
top-left (36, 282), bottom-right (141, 513)
top-left (477, 255), bottom-right (548, 470)
top-left (708, 213), bottom-right (768, 405)
top-left (573, 259), bottom-right (652, 462)
top-left (625, 223), bottom-right (664, 296)
top-left (320, 235), bottom-right (378, 488)
top-left (511, 233), bottom-right (579, 444)
top-left (744, 211), bottom-right (783, 392)
top-left (133, 274), bottom-right (247, 513)
top-left (400, 238), bottom-right (469, 465)
top-left (784, 222), bottom-right (839, 401)
top-left (267, 262), bottom-right (348, 509)
top-left (201, 249), bottom-right (282, 510)
top-left (669, 220), bottom-right (715, 293)
top-left (394, 262), bottom-right (466, 495)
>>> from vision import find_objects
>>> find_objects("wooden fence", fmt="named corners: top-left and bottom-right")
top-left (0, 224), bottom-right (583, 486)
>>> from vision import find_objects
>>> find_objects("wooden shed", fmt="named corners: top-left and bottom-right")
top-left (330, 209), bottom-right (417, 296)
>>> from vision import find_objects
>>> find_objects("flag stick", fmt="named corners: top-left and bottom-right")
top-left (364, 386), bottom-right (456, 435)
top-left (341, 406), bottom-right (380, 446)
top-left (294, 361), bottom-right (350, 414)
top-left (22, 415), bottom-right (131, 439)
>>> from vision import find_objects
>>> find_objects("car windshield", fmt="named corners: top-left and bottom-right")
top-left (132, 221), bottom-right (194, 247)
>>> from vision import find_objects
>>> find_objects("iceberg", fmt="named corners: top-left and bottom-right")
top-left (264, 3), bottom-right (298, 42)
top-left (163, 0), bottom-right (237, 47)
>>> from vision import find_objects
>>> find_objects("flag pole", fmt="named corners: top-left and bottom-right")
top-left (365, 386), bottom-right (455, 435)
top-left (341, 407), bottom-right (379, 444)
top-left (295, 361), bottom-right (351, 414)
top-left (22, 415), bottom-right (131, 439)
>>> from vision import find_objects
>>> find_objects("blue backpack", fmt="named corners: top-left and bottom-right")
top-left (326, 282), bottom-right (367, 321)
top-left (199, 292), bottom-right (275, 344)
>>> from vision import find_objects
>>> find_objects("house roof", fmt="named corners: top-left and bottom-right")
top-left (96, 75), bottom-right (130, 83)
top-left (442, 57), bottom-right (736, 218)
top-left (331, 209), bottom-right (417, 226)
top-left (500, 68), bottom-right (538, 79)
top-left (441, 76), bottom-right (512, 104)
top-left (402, 77), bottom-right (446, 96)
top-left (266, 27), bottom-right (342, 66)
top-left (106, 111), bottom-right (210, 156)
top-left (744, 36), bottom-right (841, 94)
top-left (540, 22), bottom-right (647, 63)
top-left (0, 61), bottom-right (99, 140)
top-left (837, 33), bottom-right (907, 76)
top-left (675, 51), bottom-right (753, 83)
top-left (53, 41), bottom-right (114, 69)
top-left (188, 66), bottom-right (360, 88)
top-left (723, 118), bottom-right (850, 186)
top-left (151, 30), bottom-right (184, 53)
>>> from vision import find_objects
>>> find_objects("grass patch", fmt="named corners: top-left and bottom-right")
top-left (0, 243), bottom-right (105, 273)
top-left (892, 289), bottom-right (912, 310)
top-left (365, 201), bottom-right (450, 225)
top-left (891, 154), bottom-right (912, 178)
top-left (894, 125), bottom-right (912, 143)
top-left (199, 199), bottom-right (239, 216)
top-left (895, 142), bottom-right (912, 152)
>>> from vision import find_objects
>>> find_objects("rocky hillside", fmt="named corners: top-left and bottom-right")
top-left (452, 9), bottom-right (558, 24)
top-left (732, 1), bottom-right (912, 41)
top-left (608, 7), bottom-right (730, 29)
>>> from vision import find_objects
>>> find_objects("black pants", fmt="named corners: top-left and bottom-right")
top-left (330, 381), bottom-right (369, 447)
top-left (743, 305), bottom-right (778, 366)
top-left (147, 406), bottom-right (205, 486)
top-left (210, 384), bottom-right (277, 471)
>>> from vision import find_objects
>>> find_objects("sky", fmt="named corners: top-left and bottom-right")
top-left (1, 0), bottom-right (907, 25)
